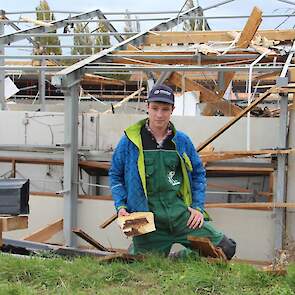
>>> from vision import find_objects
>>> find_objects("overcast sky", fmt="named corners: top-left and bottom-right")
top-left (2, 0), bottom-right (295, 30)
top-left (2, 0), bottom-right (295, 55)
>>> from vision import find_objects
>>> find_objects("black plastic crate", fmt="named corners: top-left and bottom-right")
top-left (0, 179), bottom-right (30, 215)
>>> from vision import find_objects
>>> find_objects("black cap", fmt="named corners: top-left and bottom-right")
top-left (147, 84), bottom-right (174, 105)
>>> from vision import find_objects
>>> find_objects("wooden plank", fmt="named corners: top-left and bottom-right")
top-left (206, 166), bottom-right (274, 173)
top-left (144, 29), bottom-right (295, 45)
top-left (197, 88), bottom-right (273, 152)
top-left (237, 7), bottom-right (262, 48)
top-left (187, 236), bottom-right (227, 260)
top-left (169, 72), bottom-right (220, 102)
top-left (218, 72), bottom-right (235, 97)
top-left (0, 157), bottom-right (110, 171)
top-left (99, 213), bottom-right (118, 229)
top-left (103, 87), bottom-right (145, 114)
top-left (81, 73), bottom-right (125, 86)
top-left (205, 202), bottom-right (295, 209)
top-left (72, 228), bottom-right (114, 252)
top-left (200, 148), bottom-right (295, 162)
top-left (126, 44), bottom-right (141, 51)
top-left (0, 216), bottom-right (28, 232)
top-left (23, 218), bottom-right (63, 242)
top-left (201, 101), bottom-right (242, 117)
top-left (207, 182), bottom-right (272, 199)
top-left (169, 72), bottom-right (242, 116)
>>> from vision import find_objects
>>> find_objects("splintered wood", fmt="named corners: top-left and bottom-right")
top-left (72, 228), bottom-right (114, 252)
top-left (187, 236), bottom-right (227, 260)
top-left (117, 212), bottom-right (155, 237)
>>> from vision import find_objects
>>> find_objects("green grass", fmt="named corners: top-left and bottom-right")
top-left (0, 253), bottom-right (294, 295)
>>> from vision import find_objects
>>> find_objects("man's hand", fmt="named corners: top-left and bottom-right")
top-left (187, 207), bottom-right (204, 229)
top-left (118, 208), bottom-right (130, 217)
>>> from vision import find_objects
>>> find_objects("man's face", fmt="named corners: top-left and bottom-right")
top-left (147, 102), bottom-right (174, 129)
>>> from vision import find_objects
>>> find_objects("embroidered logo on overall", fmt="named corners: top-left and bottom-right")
top-left (168, 171), bottom-right (181, 186)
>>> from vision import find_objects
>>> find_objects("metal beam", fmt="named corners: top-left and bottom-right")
top-left (38, 59), bottom-right (46, 111)
top-left (62, 83), bottom-right (80, 247)
top-left (273, 41), bottom-right (295, 251)
top-left (52, 1), bottom-right (235, 88)
top-left (274, 94), bottom-right (289, 251)
top-left (0, 10), bottom-right (6, 111)
top-left (1, 65), bottom-right (287, 73)
top-left (96, 10), bottom-right (124, 43)
top-left (85, 65), bottom-right (285, 72)
top-left (0, 9), bottom-right (104, 45)
top-left (4, 15), bottom-right (38, 47)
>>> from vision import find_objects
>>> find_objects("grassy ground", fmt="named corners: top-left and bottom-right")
top-left (0, 253), bottom-right (294, 295)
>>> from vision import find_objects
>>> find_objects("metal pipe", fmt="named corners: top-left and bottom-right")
top-left (3, 14), bottom-right (295, 24)
top-left (4, 45), bottom-right (110, 48)
top-left (3, 10), bottom-right (194, 15)
top-left (278, 0), bottom-right (295, 5)
top-left (0, 10), bottom-right (6, 111)
top-left (13, 32), bottom-right (137, 37)
top-left (1, 65), bottom-right (288, 72)
top-left (246, 51), bottom-right (270, 151)
top-left (62, 83), bottom-right (80, 247)
top-left (38, 58), bottom-right (46, 111)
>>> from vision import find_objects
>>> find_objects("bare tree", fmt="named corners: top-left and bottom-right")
top-left (34, 0), bottom-right (62, 55)
top-left (183, 0), bottom-right (211, 31)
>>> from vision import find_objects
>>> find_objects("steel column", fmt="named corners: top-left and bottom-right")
top-left (62, 82), bottom-right (80, 247)
top-left (274, 94), bottom-right (289, 250)
top-left (0, 10), bottom-right (6, 110)
top-left (38, 58), bottom-right (46, 111)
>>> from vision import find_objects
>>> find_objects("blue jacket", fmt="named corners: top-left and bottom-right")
top-left (109, 119), bottom-right (206, 213)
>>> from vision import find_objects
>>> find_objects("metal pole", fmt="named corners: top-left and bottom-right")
top-left (275, 94), bottom-right (289, 250)
top-left (39, 58), bottom-right (46, 111)
top-left (0, 10), bottom-right (6, 111)
top-left (246, 51), bottom-right (270, 150)
top-left (62, 82), bottom-right (80, 247)
top-left (273, 41), bottom-right (295, 251)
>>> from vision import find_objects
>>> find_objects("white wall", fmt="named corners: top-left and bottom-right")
top-left (98, 114), bottom-right (280, 151)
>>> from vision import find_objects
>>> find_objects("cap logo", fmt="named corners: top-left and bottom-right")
top-left (154, 89), bottom-right (171, 96)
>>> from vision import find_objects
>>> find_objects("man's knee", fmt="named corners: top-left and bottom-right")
top-left (217, 235), bottom-right (236, 260)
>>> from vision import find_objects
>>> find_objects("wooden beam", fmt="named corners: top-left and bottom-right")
top-left (201, 101), bottom-right (242, 117)
top-left (205, 202), bottom-right (295, 209)
top-left (169, 72), bottom-right (242, 116)
top-left (207, 182), bottom-right (272, 199)
top-left (23, 218), bottom-right (63, 243)
top-left (200, 148), bottom-right (295, 162)
top-left (169, 72), bottom-right (220, 102)
top-left (217, 72), bottom-right (235, 97)
top-left (144, 29), bottom-right (295, 45)
top-left (99, 213), bottom-right (118, 229)
top-left (103, 87), bottom-right (145, 114)
top-left (206, 166), bottom-right (273, 174)
top-left (0, 216), bottom-right (28, 232)
top-left (72, 228), bottom-right (114, 252)
top-left (197, 88), bottom-right (273, 152)
top-left (187, 236), bottom-right (227, 260)
top-left (237, 7), bottom-right (262, 48)
top-left (0, 157), bottom-right (110, 170)
top-left (81, 73), bottom-right (125, 86)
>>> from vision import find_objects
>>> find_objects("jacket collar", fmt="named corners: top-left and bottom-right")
top-left (125, 118), bottom-right (177, 147)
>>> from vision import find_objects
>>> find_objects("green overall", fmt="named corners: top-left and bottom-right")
top-left (133, 149), bottom-right (224, 256)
